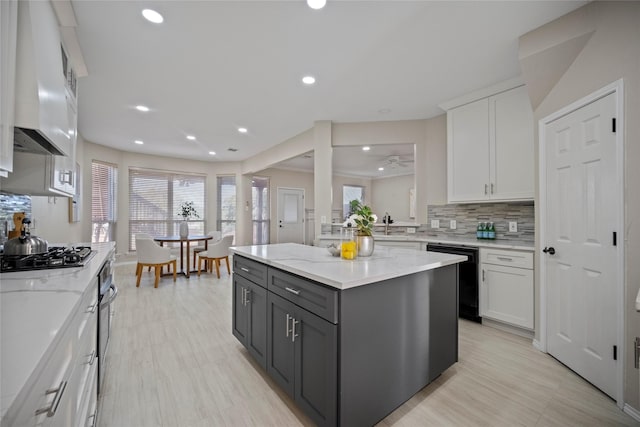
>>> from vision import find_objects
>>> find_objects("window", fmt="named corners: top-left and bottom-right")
top-left (129, 168), bottom-right (205, 250)
top-left (91, 161), bottom-right (117, 243)
top-left (252, 177), bottom-right (269, 244)
top-left (343, 185), bottom-right (364, 220)
top-left (217, 176), bottom-right (236, 240)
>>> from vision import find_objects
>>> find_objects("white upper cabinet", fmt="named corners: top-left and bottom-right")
top-left (446, 85), bottom-right (534, 203)
top-left (14, 0), bottom-right (71, 157)
top-left (0, 0), bottom-right (18, 175)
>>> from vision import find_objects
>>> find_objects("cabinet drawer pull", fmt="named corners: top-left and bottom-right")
top-left (240, 267), bottom-right (250, 273)
top-left (35, 381), bottom-right (67, 417)
top-left (496, 256), bottom-right (513, 262)
top-left (86, 302), bottom-right (98, 313)
top-left (285, 287), bottom-right (300, 295)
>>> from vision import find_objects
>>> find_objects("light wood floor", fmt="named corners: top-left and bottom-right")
top-left (98, 262), bottom-right (639, 427)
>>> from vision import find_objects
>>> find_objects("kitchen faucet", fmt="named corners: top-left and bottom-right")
top-left (384, 212), bottom-right (390, 235)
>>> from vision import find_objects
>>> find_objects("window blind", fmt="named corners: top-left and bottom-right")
top-left (91, 161), bottom-right (117, 243)
top-left (217, 176), bottom-right (236, 240)
top-left (129, 168), bottom-right (206, 250)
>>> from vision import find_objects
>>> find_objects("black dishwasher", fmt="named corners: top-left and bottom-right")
top-left (427, 243), bottom-right (480, 323)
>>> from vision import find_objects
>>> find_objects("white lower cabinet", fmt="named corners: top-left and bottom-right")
top-left (480, 248), bottom-right (533, 329)
top-left (2, 279), bottom-right (98, 427)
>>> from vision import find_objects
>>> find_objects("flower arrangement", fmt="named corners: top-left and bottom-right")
top-left (178, 201), bottom-right (200, 220)
top-left (343, 199), bottom-right (377, 236)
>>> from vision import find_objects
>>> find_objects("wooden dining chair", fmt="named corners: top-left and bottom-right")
top-left (197, 235), bottom-right (234, 278)
top-left (135, 236), bottom-right (177, 288)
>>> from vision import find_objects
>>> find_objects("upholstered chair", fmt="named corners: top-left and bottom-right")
top-left (192, 231), bottom-right (222, 267)
top-left (135, 236), bottom-right (177, 288)
top-left (196, 235), bottom-right (234, 278)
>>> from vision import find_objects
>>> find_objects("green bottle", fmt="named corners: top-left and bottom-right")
top-left (477, 222), bottom-right (484, 239)
top-left (482, 222), bottom-right (489, 239)
top-left (488, 222), bottom-right (496, 240)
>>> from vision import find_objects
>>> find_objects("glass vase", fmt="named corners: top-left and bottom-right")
top-left (340, 228), bottom-right (357, 260)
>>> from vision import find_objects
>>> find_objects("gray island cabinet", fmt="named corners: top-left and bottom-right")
top-left (231, 243), bottom-right (466, 427)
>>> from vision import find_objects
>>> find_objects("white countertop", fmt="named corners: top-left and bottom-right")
top-left (317, 234), bottom-right (535, 252)
top-left (0, 242), bottom-right (115, 419)
top-left (230, 243), bottom-right (467, 290)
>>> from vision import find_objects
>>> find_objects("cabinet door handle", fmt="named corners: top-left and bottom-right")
top-left (88, 410), bottom-right (98, 427)
top-left (491, 183), bottom-right (494, 194)
top-left (35, 381), bottom-right (67, 417)
top-left (286, 314), bottom-right (291, 337)
top-left (484, 184), bottom-right (488, 195)
top-left (482, 269), bottom-right (485, 282)
top-left (285, 287), bottom-right (300, 295)
top-left (86, 301), bottom-right (98, 313)
top-left (245, 289), bottom-right (251, 305)
top-left (292, 318), bottom-right (299, 343)
top-left (496, 256), bottom-right (513, 262)
top-left (86, 350), bottom-right (97, 366)
top-left (241, 287), bottom-right (246, 306)
top-left (240, 267), bottom-right (249, 273)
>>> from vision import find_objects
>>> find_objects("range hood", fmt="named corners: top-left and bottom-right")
top-left (13, 0), bottom-right (71, 157)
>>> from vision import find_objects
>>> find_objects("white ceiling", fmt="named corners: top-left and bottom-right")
top-left (73, 1), bottom-right (586, 164)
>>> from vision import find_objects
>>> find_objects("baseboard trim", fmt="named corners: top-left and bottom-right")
top-left (624, 403), bottom-right (640, 422)
top-left (482, 318), bottom-right (534, 339)
top-left (532, 339), bottom-right (544, 352)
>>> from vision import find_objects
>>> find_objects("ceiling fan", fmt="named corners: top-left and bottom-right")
top-left (381, 155), bottom-right (414, 169)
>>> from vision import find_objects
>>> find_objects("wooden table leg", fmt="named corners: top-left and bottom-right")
top-left (179, 240), bottom-right (184, 274)
top-left (186, 240), bottom-right (191, 278)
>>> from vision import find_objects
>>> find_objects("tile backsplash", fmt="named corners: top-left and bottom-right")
top-left (427, 202), bottom-right (534, 243)
top-left (0, 192), bottom-right (31, 242)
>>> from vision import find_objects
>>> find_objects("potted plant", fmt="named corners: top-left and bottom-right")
top-left (178, 201), bottom-right (199, 238)
top-left (343, 199), bottom-right (377, 256)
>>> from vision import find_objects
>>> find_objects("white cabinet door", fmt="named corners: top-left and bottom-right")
top-left (490, 85), bottom-right (534, 200)
top-left (481, 263), bottom-right (534, 329)
top-left (446, 85), bottom-right (534, 203)
top-left (447, 98), bottom-right (490, 203)
top-left (0, 0), bottom-right (18, 174)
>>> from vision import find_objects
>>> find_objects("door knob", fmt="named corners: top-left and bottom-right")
top-left (542, 247), bottom-right (556, 255)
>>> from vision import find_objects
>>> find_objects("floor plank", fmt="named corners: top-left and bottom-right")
top-left (97, 262), bottom-right (638, 427)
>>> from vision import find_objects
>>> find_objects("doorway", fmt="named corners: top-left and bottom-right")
top-left (277, 187), bottom-right (304, 244)
top-left (540, 81), bottom-right (624, 405)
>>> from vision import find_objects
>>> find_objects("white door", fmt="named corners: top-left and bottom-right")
top-left (544, 92), bottom-right (618, 398)
top-left (277, 188), bottom-right (304, 244)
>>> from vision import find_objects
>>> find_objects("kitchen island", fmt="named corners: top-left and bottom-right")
top-left (230, 243), bottom-right (466, 427)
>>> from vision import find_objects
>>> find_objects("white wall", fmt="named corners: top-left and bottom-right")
top-left (370, 174), bottom-right (415, 222)
top-left (520, 1), bottom-right (640, 408)
top-left (29, 133), bottom-right (86, 244)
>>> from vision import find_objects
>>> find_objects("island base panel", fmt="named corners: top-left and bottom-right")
top-left (339, 265), bottom-right (458, 427)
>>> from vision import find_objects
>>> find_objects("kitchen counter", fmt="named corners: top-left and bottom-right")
top-left (230, 242), bottom-right (466, 290)
top-left (317, 233), bottom-right (535, 252)
top-left (0, 242), bottom-right (115, 419)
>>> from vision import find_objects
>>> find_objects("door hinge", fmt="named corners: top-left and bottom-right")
top-left (612, 118), bottom-right (616, 133)
top-left (613, 345), bottom-right (617, 361)
top-left (613, 231), bottom-right (617, 246)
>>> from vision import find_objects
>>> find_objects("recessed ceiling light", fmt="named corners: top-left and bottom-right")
top-left (134, 140), bottom-right (144, 145)
top-left (208, 151), bottom-right (216, 156)
top-left (362, 146), bottom-right (370, 151)
top-left (186, 135), bottom-right (196, 140)
top-left (135, 105), bottom-right (150, 112)
top-left (238, 127), bottom-right (248, 134)
top-left (302, 76), bottom-right (316, 85)
top-left (142, 9), bottom-right (163, 24)
top-left (378, 108), bottom-right (391, 114)
top-left (307, 0), bottom-right (326, 10)
top-left (378, 167), bottom-right (384, 171)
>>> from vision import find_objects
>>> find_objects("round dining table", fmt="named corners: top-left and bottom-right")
top-left (153, 235), bottom-right (214, 278)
